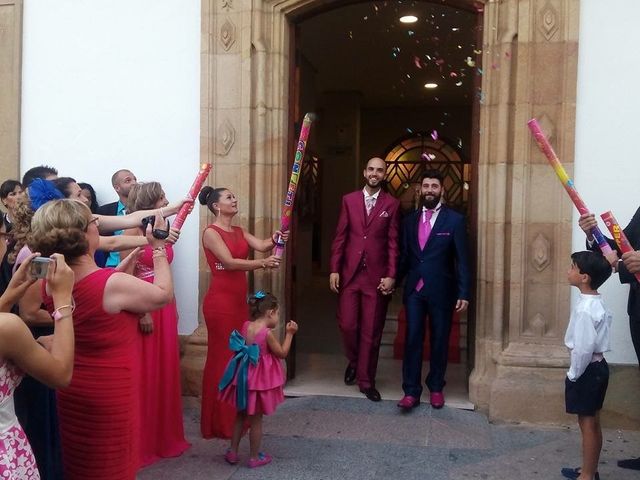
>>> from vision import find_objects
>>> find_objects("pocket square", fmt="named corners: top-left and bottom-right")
top-left (379, 211), bottom-right (389, 217)
top-left (436, 232), bottom-right (451, 236)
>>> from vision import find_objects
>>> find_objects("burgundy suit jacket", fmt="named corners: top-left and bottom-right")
top-left (330, 190), bottom-right (401, 288)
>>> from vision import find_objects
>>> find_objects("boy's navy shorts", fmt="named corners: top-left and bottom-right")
top-left (565, 359), bottom-right (609, 416)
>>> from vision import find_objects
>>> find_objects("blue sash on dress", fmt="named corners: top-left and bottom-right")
top-left (218, 330), bottom-right (259, 411)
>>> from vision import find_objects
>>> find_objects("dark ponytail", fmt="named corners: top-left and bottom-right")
top-left (198, 186), bottom-right (228, 215)
top-left (247, 291), bottom-right (279, 319)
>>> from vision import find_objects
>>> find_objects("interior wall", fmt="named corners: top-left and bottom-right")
top-left (573, 0), bottom-right (640, 364)
top-left (20, 0), bottom-right (201, 334)
top-left (360, 106), bottom-right (473, 162)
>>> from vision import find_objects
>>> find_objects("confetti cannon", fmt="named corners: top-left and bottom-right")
top-left (273, 113), bottom-right (315, 259)
top-left (527, 119), bottom-right (613, 256)
top-left (600, 211), bottom-right (640, 282)
top-left (172, 162), bottom-right (213, 231)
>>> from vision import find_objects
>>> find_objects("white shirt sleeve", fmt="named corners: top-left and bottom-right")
top-left (567, 310), bottom-right (598, 381)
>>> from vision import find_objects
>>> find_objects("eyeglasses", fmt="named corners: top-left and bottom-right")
top-left (88, 216), bottom-right (100, 228)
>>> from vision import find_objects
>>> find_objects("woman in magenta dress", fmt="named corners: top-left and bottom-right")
top-left (198, 186), bottom-right (286, 439)
top-left (219, 292), bottom-right (298, 467)
top-left (123, 182), bottom-right (190, 467)
top-left (0, 251), bottom-right (75, 480)
top-left (31, 199), bottom-right (175, 480)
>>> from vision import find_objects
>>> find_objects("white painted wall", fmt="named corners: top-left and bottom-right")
top-left (21, 0), bottom-right (201, 334)
top-left (574, 0), bottom-right (639, 364)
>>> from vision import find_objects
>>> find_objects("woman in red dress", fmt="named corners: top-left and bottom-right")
top-left (31, 199), bottom-right (175, 480)
top-left (123, 182), bottom-right (190, 467)
top-left (198, 186), bottom-right (286, 439)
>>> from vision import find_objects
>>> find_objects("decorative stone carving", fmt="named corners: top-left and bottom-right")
top-left (531, 233), bottom-right (551, 272)
top-left (536, 112), bottom-right (556, 144)
top-left (216, 119), bottom-right (235, 155)
top-left (538, 1), bottom-right (559, 41)
top-left (220, 18), bottom-right (236, 51)
top-left (527, 312), bottom-right (545, 336)
top-left (221, 0), bottom-right (233, 11)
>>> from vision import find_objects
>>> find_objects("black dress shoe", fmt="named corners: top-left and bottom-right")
top-left (360, 387), bottom-right (381, 402)
top-left (618, 458), bottom-right (640, 470)
top-left (344, 365), bottom-right (356, 385)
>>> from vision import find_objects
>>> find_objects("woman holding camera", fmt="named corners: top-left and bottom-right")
top-left (30, 199), bottom-right (175, 480)
top-left (198, 186), bottom-right (286, 439)
top-left (0, 253), bottom-right (74, 480)
top-left (121, 182), bottom-right (190, 467)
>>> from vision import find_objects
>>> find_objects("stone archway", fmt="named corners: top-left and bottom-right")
top-left (194, 0), bottom-right (580, 424)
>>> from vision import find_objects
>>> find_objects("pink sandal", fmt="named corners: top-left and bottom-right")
top-left (224, 449), bottom-right (240, 465)
top-left (247, 452), bottom-right (272, 468)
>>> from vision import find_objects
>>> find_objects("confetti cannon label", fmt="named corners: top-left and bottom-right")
top-left (527, 119), bottom-right (613, 256)
top-left (274, 113), bottom-right (315, 259)
top-left (173, 163), bottom-right (213, 231)
top-left (601, 211), bottom-right (640, 282)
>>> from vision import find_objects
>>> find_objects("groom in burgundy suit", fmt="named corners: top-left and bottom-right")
top-left (329, 157), bottom-right (401, 401)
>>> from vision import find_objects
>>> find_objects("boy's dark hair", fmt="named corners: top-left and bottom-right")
top-left (22, 165), bottom-right (58, 187)
top-left (421, 168), bottom-right (444, 185)
top-left (571, 251), bottom-right (612, 290)
top-left (247, 291), bottom-right (279, 319)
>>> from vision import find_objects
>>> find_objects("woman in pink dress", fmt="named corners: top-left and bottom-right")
top-left (219, 292), bottom-right (298, 468)
top-left (30, 199), bottom-right (175, 480)
top-left (0, 252), bottom-right (75, 480)
top-left (123, 182), bottom-right (190, 467)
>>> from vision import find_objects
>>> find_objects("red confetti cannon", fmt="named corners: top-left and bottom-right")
top-left (273, 113), bottom-right (315, 259)
top-left (600, 211), bottom-right (640, 282)
top-left (172, 162), bottom-right (213, 231)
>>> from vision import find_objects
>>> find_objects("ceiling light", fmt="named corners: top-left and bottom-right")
top-left (399, 15), bottom-right (418, 24)
top-left (424, 83), bottom-right (438, 89)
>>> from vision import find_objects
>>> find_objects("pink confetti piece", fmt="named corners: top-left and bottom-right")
top-left (414, 56), bottom-right (422, 69)
top-left (421, 153), bottom-right (436, 161)
top-left (505, 51), bottom-right (511, 58)
top-left (449, 72), bottom-right (458, 78)
top-left (430, 130), bottom-right (438, 141)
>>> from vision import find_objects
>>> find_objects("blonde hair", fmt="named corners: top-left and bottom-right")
top-left (29, 199), bottom-right (91, 261)
top-left (127, 182), bottom-right (164, 213)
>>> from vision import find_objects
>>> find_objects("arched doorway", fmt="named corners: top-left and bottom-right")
top-left (284, 1), bottom-right (480, 407)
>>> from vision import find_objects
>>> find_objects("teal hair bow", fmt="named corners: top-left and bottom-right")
top-left (218, 330), bottom-right (260, 411)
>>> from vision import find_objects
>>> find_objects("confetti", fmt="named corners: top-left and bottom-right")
top-left (349, 31), bottom-right (353, 39)
top-left (406, 128), bottom-right (413, 134)
top-left (363, 16), bottom-right (368, 20)
top-left (477, 67), bottom-right (483, 75)
top-left (457, 138), bottom-right (463, 149)
top-left (491, 63), bottom-right (499, 70)
top-left (473, 49), bottom-right (482, 55)
top-left (455, 81), bottom-right (463, 86)
top-left (408, 30), bottom-right (415, 36)
top-left (450, 72), bottom-right (458, 78)
top-left (463, 182), bottom-right (469, 190)
top-left (505, 51), bottom-right (511, 58)
top-left (431, 130), bottom-right (438, 141)
top-left (414, 56), bottom-right (422, 68)
top-left (421, 153), bottom-right (436, 161)
top-left (465, 57), bottom-right (476, 67)
top-left (451, 27), bottom-right (459, 32)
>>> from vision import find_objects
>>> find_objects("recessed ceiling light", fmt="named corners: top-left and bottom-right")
top-left (399, 15), bottom-right (418, 24)
top-left (424, 83), bottom-right (438, 89)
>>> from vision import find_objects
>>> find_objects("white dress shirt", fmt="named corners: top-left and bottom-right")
top-left (564, 293), bottom-right (612, 381)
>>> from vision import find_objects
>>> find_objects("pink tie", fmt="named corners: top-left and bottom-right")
top-left (415, 209), bottom-right (433, 291)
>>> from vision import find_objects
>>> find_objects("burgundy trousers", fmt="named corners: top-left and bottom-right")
top-left (336, 268), bottom-right (390, 389)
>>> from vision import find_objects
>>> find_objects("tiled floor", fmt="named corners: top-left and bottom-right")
top-left (285, 352), bottom-right (473, 409)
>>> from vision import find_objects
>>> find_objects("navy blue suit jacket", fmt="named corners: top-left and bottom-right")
top-left (398, 206), bottom-right (471, 306)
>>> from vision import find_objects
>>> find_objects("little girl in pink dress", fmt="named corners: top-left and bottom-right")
top-left (218, 291), bottom-right (298, 468)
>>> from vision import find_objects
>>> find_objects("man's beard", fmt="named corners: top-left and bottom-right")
top-left (366, 177), bottom-right (382, 189)
top-left (421, 193), bottom-right (441, 209)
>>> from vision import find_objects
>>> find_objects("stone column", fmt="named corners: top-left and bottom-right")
top-left (0, 0), bottom-right (22, 181)
top-left (470, 0), bottom-right (580, 423)
top-left (184, 0), bottom-right (287, 396)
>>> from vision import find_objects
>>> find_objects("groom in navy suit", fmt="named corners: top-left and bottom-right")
top-left (397, 169), bottom-right (470, 410)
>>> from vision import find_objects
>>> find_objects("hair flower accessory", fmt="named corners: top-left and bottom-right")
top-left (254, 290), bottom-right (266, 299)
top-left (29, 178), bottom-right (64, 211)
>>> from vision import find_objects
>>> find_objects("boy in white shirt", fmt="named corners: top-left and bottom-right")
top-left (561, 251), bottom-right (613, 480)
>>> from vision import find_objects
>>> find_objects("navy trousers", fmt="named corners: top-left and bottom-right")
top-left (402, 289), bottom-right (454, 397)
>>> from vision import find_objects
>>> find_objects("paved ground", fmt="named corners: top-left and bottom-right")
top-left (138, 396), bottom-right (640, 480)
